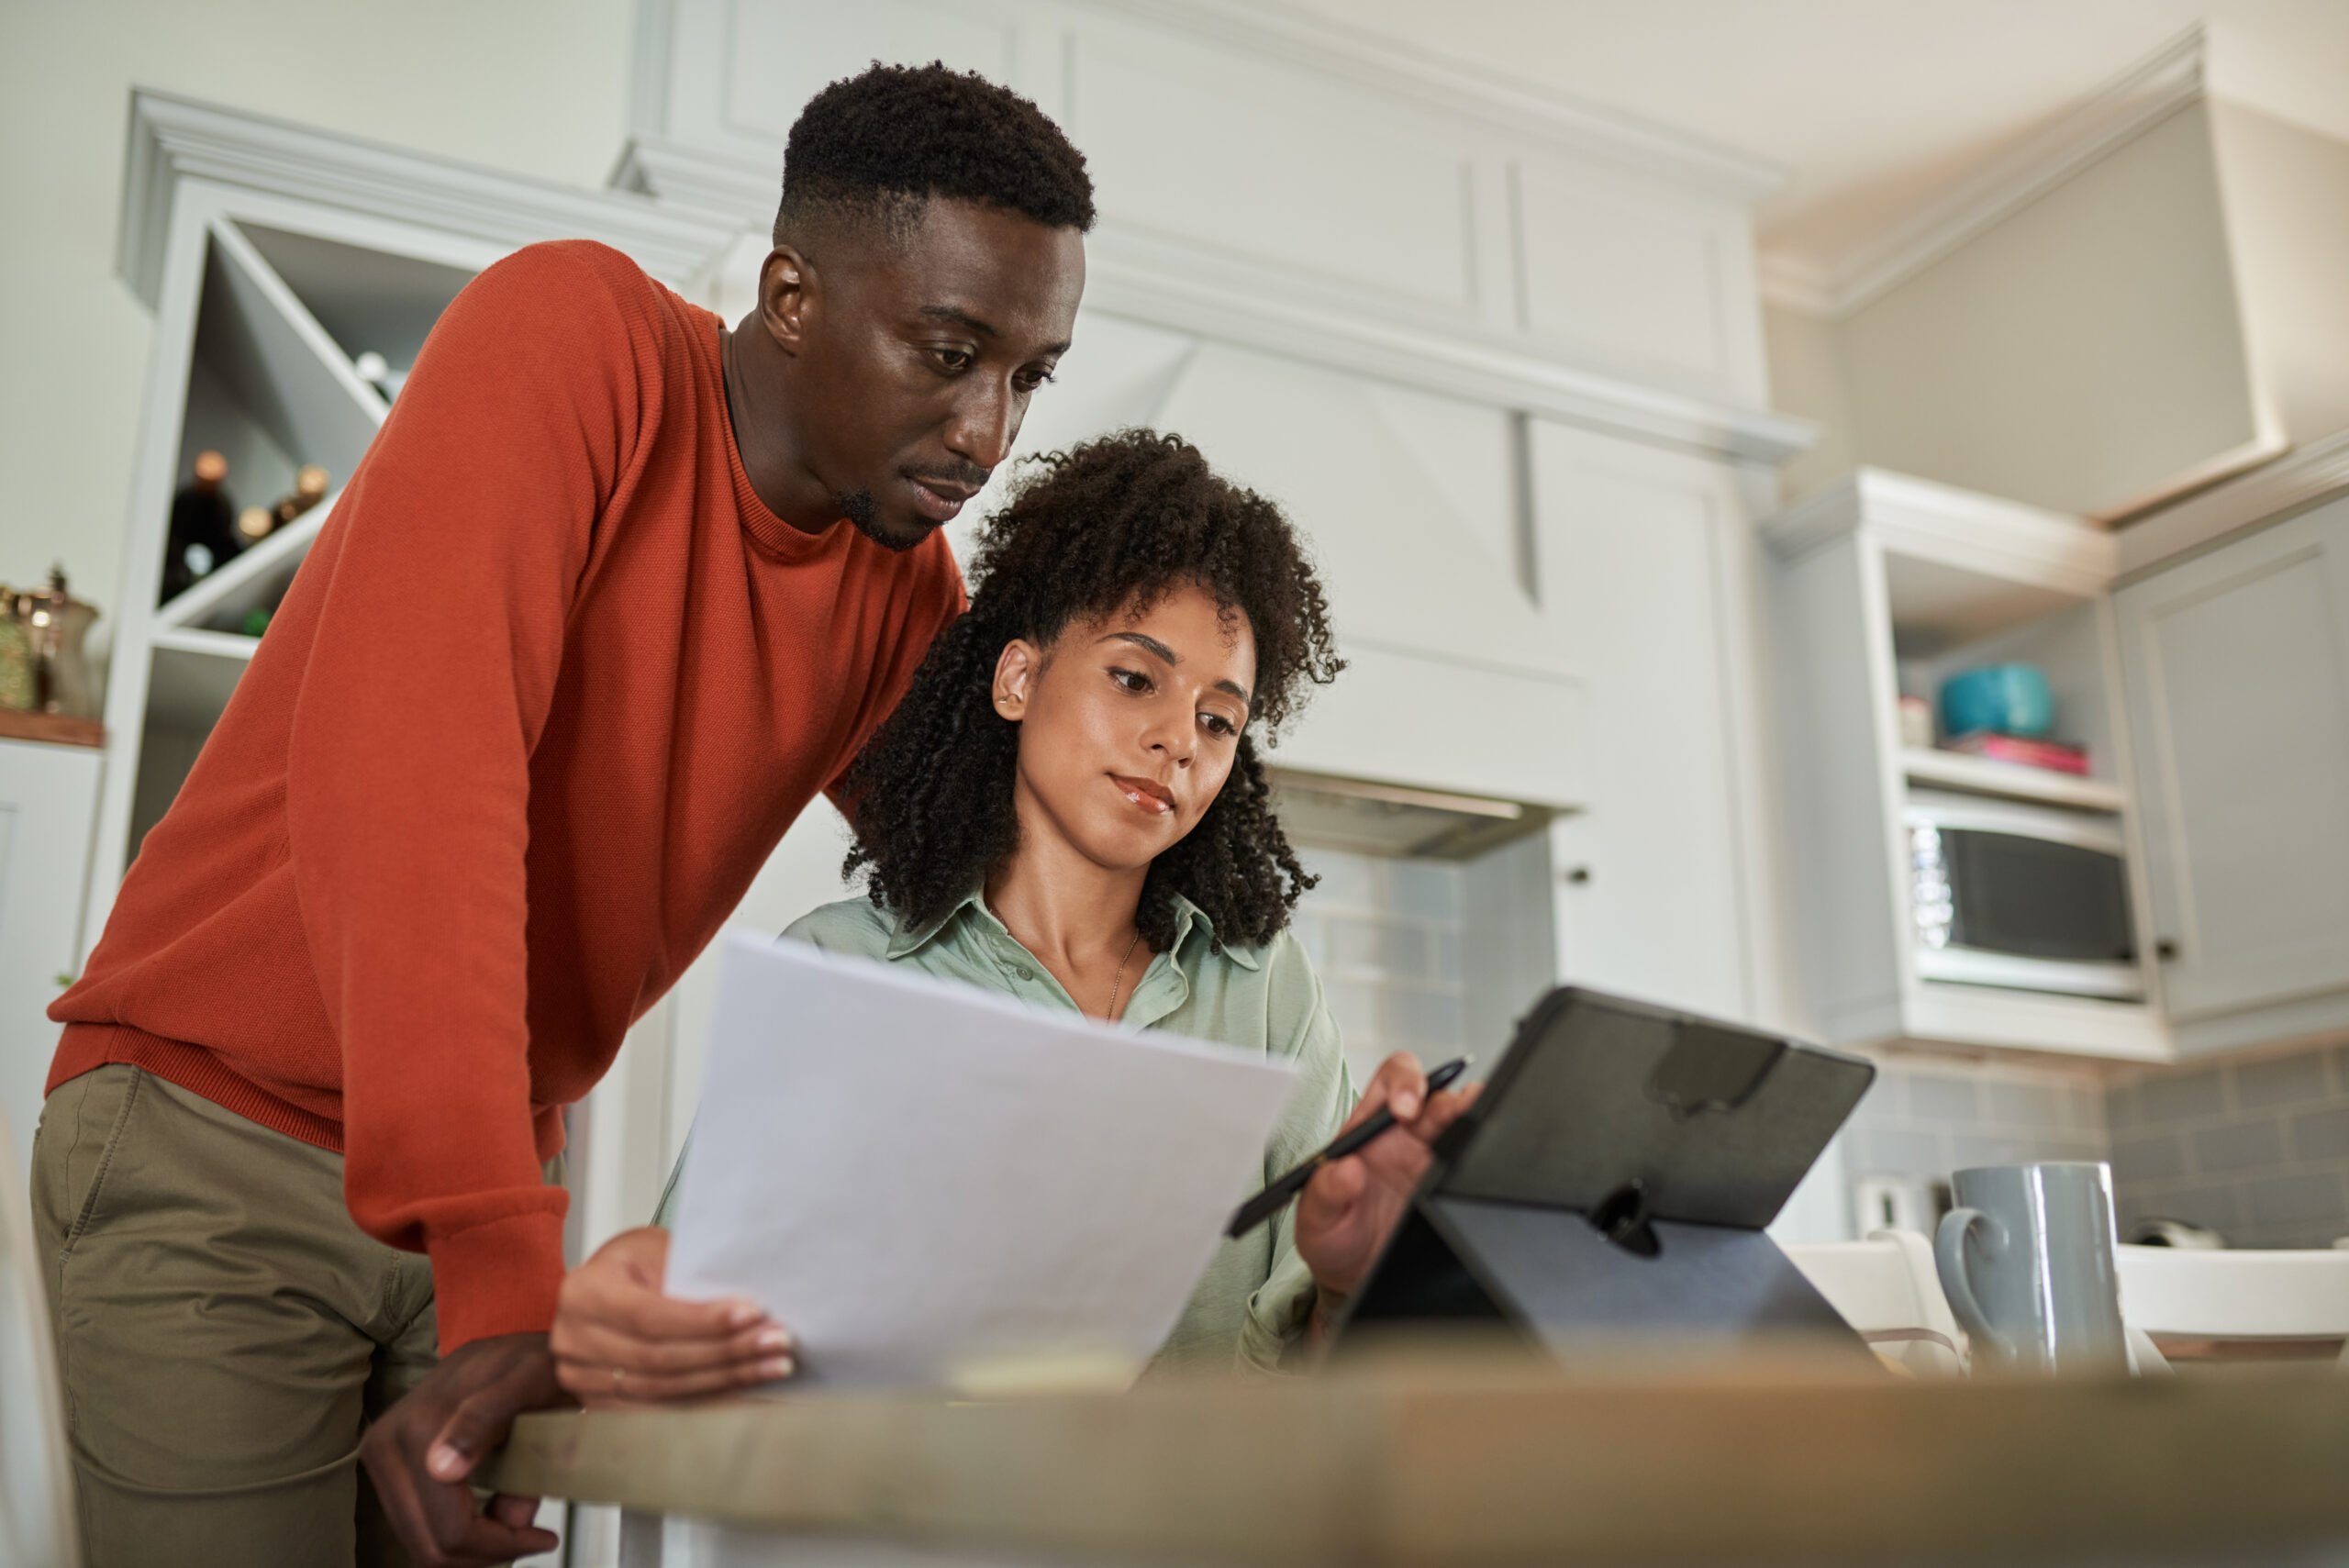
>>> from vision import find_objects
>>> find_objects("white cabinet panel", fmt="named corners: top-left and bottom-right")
top-left (0, 741), bottom-right (100, 1167)
top-left (1152, 344), bottom-right (1566, 680)
top-left (1531, 422), bottom-right (1757, 1020)
top-left (1515, 161), bottom-right (1757, 395)
top-left (713, 0), bottom-right (1021, 146)
top-left (1068, 32), bottom-right (1480, 318)
top-left (2118, 497), bottom-right (2349, 1021)
top-left (1360, 382), bottom-right (1523, 583)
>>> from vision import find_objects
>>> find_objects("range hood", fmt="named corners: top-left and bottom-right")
top-left (1785, 44), bottom-right (2349, 524)
top-left (1265, 768), bottom-right (1556, 862)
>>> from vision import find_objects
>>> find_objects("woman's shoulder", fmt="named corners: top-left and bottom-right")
top-left (781, 895), bottom-right (904, 960)
top-left (1208, 924), bottom-right (1326, 1036)
top-left (1223, 923), bottom-right (1310, 979)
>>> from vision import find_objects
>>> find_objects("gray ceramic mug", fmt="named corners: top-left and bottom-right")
top-left (1934, 1162), bottom-right (2128, 1374)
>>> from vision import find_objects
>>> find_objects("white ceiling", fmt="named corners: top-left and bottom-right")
top-left (1275, 0), bottom-right (2349, 304)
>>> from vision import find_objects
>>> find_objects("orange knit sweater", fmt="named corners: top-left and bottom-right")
top-left (51, 241), bottom-right (963, 1351)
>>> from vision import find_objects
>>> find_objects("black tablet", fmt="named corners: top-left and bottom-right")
top-left (1332, 986), bottom-right (1877, 1360)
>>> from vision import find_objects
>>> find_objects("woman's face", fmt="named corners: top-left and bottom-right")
top-left (993, 582), bottom-right (1256, 873)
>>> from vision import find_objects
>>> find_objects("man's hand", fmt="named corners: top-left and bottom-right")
top-left (551, 1225), bottom-right (794, 1406)
top-left (1293, 1052), bottom-right (1480, 1300)
top-left (358, 1331), bottom-right (566, 1567)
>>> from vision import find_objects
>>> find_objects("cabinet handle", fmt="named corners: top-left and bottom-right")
top-left (2155, 940), bottom-right (2179, 962)
top-left (1564, 865), bottom-right (1592, 885)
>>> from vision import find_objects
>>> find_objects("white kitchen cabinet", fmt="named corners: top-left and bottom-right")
top-left (1529, 421), bottom-right (1774, 1024)
top-left (1762, 472), bottom-right (2167, 1062)
top-left (2116, 495), bottom-right (2349, 1047)
top-left (0, 739), bottom-right (101, 1168)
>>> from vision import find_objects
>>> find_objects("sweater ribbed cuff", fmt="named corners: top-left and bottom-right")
top-left (428, 1207), bottom-right (568, 1353)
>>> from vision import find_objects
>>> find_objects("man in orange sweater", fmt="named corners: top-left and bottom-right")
top-left (34, 63), bottom-right (1090, 1567)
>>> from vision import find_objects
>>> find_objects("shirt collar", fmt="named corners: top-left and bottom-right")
top-left (883, 886), bottom-right (987, 961)
top-left (882, 884), bottom-right (1262, 972)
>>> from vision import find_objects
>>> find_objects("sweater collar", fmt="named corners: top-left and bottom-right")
top-left (705, 315), bottom-right (850, 563)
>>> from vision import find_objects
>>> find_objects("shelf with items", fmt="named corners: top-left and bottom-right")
top-left (153, 226), bottom-right (474, 644)
top-left (1898, 748), bottom-right (2126, 814)
top-left (168, 220), bottom-right (384, 575)
top-left (1764, 469), bottom-right (2168, 1063)
top-left (157, 487), bottom-right (340, 638)
top-left (1889, 585), bottom-right (2130, 801)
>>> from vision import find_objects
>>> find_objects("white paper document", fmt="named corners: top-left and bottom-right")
top-left (665, 930), bottom-right (1302, 1389)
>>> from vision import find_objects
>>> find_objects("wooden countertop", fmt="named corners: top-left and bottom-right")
top-left (491, 1349), bottom-right (2349, 1564)
top-left (0, 710), bottom-right (101, 747)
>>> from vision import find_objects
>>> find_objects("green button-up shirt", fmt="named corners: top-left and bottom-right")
top-left (658, 889), bottom-right (1356, 1374)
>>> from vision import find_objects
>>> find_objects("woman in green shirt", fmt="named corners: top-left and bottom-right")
top-left (549, 430), bottom-right (1475, 1398)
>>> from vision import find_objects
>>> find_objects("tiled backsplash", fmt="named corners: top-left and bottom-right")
top-left (1842, 1056), bottom-right (2110, 1220)
top-left (1288, 840), bottom-right (1556, 1088)
top-left (1289, 848), bottom-right (1473, 1086)
top-left (2104, 1042), bottom-right (2349, 1248)
top-left (1837, 1038), bottom-right (2349, 1249)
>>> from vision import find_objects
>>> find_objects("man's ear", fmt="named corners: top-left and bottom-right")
top-left (758, 244), bottom-right (815, 354)
top-left (993, 640), bottom-right (1041, 720)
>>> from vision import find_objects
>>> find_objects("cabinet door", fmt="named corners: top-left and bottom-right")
top-left (1530, 422), bottom-right (1763, 1021)
top-left (2117, 498), bottom-right (2349, 1020)
top-left (0, 740), bottom-right (101, 1167)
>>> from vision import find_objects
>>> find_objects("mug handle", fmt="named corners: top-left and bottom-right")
top-left (1936, 1207), bottom-right (2013, 1362)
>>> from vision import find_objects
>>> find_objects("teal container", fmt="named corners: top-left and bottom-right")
top-left (1939, 663), bottom-right (2054, 739)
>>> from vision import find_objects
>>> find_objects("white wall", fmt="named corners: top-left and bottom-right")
top-left (0, 0), bottom-right (633, 630)
top-left (1762, 301), bottom-right (1858, 506)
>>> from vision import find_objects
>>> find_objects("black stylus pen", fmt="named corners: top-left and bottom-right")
top-left (1225, 1056), bottom-right (1472, 1239)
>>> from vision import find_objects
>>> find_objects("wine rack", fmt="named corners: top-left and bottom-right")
top-left (105, 213), bottom-right (479, 891)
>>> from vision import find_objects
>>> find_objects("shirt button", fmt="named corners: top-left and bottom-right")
top-left (1014, 966), bottom-right (1035, 983)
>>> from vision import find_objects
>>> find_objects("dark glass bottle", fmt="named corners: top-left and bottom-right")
top-left (161, 450), bottom-right (239, 604)
top-left (237, 464), bottom-right (330, 546)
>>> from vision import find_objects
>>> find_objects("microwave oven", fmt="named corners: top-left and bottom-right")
top-left (1902, 790), bottom-right (2143, 1001)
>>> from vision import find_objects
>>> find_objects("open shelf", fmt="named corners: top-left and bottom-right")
top-left (241, 221), bottom-right (473, 384)
top-left (148, 626), bottom-right (260, 732)
top-left (175, 221), bottom-right (383, 527)
top-left (1899, 747), bottom-right (2126, 813)
top-left (1882, 551), bottom-right (2092, 659)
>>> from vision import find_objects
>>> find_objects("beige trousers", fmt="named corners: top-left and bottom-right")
top-left (29, 1063), bottom-right (440, 1568)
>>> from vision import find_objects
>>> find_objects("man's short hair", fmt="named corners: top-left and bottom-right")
top-left (776, 61), bottom-right (1096, 247)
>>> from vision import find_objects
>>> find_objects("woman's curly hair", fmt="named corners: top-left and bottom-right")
top-left (841, 428), bottom-right (1344, 952)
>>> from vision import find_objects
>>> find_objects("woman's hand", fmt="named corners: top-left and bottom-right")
top-left (1292, 1052), bottom-right (1480, 1305)
top-left (550, 1226), bottom-right (796, 1406)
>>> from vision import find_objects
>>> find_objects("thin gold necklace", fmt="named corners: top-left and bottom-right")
top-left (1104, 929), bottom-right (1144, 1020)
